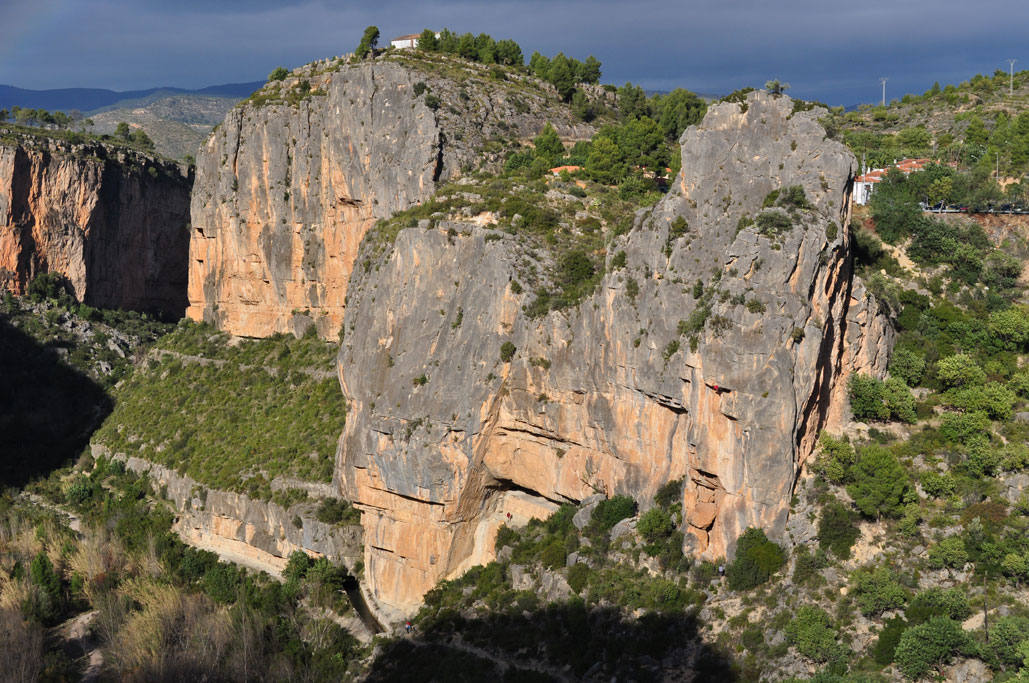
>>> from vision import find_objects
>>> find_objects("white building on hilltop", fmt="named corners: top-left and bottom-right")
top-left (390, 34), bottom-right (421, 49)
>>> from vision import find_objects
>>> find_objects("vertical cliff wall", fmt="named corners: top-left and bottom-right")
top-left (0, 135), bottom-right (192, 316)
top-left (335, 92), bottom-right (893, 615)
top-left (187, 57), bottom-right (593, 338)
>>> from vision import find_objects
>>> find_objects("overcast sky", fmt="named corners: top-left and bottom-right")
top-left (2, 0), bottom-right (1027, 106)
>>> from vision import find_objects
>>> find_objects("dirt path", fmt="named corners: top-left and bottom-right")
top-left (53, 610), bottom-right (103, 681)
top-left (24, 493), bottom-right (82, 533)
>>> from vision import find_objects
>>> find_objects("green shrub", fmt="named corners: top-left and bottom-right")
top-left (812, 433), bottom-right (856, 485)
top-left (883, 377), bottom-right (917, 423)
top-left (567, 563), bottom-right (590, 594)
top-left (920, 471), bottom-right (955, 499)
top-left (905, 588), bottom-right (970, 624)
top-left (936, 353), bottom-right (986, 388)
top-left (817, 500), bottom-right (859, 559)
top-left (494, 524), bottom-right (518, 552)
top-left (938, 411), bottom-right (991, 445)
top-left (726, 528), bottom-right (786, 591)
top-left (850, 565), bottom-right (907, 616)
top-left (893, 617), bottom-right (971, 680)
top-left (268, 66), bottom-right (289, 81)
top-left (776, 185), bottom-right (812, 210)
top-left (846, 445), bottom-right (909, 519)
top-left (889, 346), bottom-right (926, 386)
top-left (849, 374), bottom-right (888, 421)
top-left (26, 552), bottom-right (63, 624)
top-left (27, 272), bottom-right (74, 304)
top-left (203, 563), bottom-right (242, 603)
top-left (64, 476), bottom-right (97, 506)
top-left (499, 341), bottom-right (516, 362)
top-left (985, 616), bottom-right (1029, 669)
top-left (283, 550), bottom-right (312, 583)
top-left (637, 507), bottom-right (674, 545)
top-left (654, 478), bottom-right (683, 508)
top-left (927, 536), bottom-right (968, 569)
top-left (872, 616), bottom-right (908, 665)
top-left (315, 498), bottom-right (361, 525)
top-left (943, 382), bottom-right (1016, 421)
top-left (589, 495), bottom-right (636, 534)
top-left (849, 374), bottom-right (915, 422)
top-left (786, 606), bottom-right (844, 664)
top-left (539, 538), bottom-right (567, 569)
top-left (755, 210), bottom-right (792, 237)
top-left (792, 546), bottom-right (827, 586)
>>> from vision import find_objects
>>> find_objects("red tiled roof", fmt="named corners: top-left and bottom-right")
top-left (856, 158), bottom-right (949, 184)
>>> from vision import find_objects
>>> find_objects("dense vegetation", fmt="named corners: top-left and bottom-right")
top-left (92, 321), bottom-right (344, 498)
top-left (0, 106), bottom-right (157, 153)
top-left (5, 43), bottom-right (1029, 682)
top-left (0, 458), bottom-right (363, 680)
top-left (829, 67), bottom-right (1029, 185)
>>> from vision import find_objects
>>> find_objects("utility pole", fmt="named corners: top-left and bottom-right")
top-left (1008, 59), bottom-right (1017, 96)
top-left (879, 77), bottom-right (888, 106)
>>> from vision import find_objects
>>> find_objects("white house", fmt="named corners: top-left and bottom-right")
top-left (390, 34), bottom-right (420, 49)
top-left (853, 158), bottom-right (937, 205)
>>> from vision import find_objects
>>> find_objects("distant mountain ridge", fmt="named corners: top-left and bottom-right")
top-left (0, 82), bottom-right (264, 113)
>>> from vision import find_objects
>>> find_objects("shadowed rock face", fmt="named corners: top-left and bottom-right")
top-left (335, 91), bottom-right (893, 615)
top-left (187, 59), bottom-right (592, 338)
top-left (0, 139), bottom-right (191, 316)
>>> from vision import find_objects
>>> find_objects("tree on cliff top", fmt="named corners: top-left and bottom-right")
top-left (765, 79), bottom-right (790, 96)
top-left (355, 25), bottom-right (380, 59)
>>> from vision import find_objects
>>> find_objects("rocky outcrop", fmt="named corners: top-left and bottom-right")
top-left (188, 56), bottom-right (592, 338)
top-left (0, 133), bottom-right (192, 316)
top-left (98, 447), bottom-right (363, 573)
top-left (335, 91), bottom-right (893, 614)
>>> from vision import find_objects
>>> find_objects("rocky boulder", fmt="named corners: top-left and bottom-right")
top-left (336, 91), bottom-right (892, 613)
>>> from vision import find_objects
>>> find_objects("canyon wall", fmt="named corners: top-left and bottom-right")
top-left (97, 446), bottom-right (364, 575)
top-left (0, 134), bottom-right (192, 316)
top-left (188, 57), bottom-right (592, 338)
top-left (335, 92), bottom-right (893, 615)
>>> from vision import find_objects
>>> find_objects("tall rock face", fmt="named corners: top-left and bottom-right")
top-left (335, 91), bottom-right (893, 615)
top-left (188, 58), bottom-right (592, 338)
top-left (0, 135), bottom-right (191, 316)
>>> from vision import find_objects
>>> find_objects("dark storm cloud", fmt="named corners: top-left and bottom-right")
top-left (2, 0), bottom-right (1027, 106)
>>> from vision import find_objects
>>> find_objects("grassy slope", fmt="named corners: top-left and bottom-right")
top-left (92, 322), bottom-right (344, 498)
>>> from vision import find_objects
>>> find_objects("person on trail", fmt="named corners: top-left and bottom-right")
top-left (718, 564), bottom-right (725, 578)
top-left (506, 512), bottom-right (512, 521)
top-left (405, 621), bottom-right (412, 634)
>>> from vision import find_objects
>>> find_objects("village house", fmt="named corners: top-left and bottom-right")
top-left (390, 34), bottom-right (420, 49)
top-left (390, 31), bottom-right (440, 50)
top-left (853, 158), bottom-right (936, 205)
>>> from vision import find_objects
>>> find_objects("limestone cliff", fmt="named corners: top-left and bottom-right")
top-left (335, 92), bottom-right (893, 614)
top-left (188, 55), bottom-right (593, 338)
top-left (0, 132), bottom-right (192, 316)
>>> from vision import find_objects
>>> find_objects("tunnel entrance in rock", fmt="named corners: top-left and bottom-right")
top-left (343, 574), bottom-right (385, 634)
